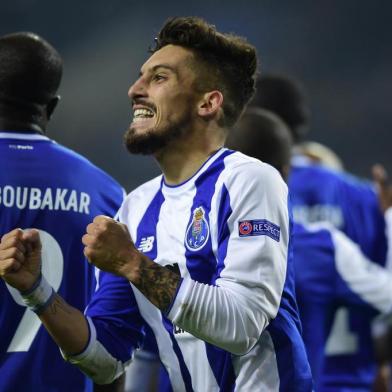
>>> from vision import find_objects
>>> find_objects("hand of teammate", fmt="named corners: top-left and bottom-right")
top-left (82, 215), bottom-right (139, 279)
top-left (372, 164), bottom-right (392, 213)
top-left (0, 228), bottom-right (42, 292)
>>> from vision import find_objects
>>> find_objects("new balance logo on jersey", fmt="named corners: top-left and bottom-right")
top-left (137, 236), bottom-right (155, 253)
top-left (173, 325), bottom-right (186, 335)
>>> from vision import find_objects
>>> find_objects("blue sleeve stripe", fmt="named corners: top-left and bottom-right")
top-left (86, 272), bottom-right (145, 363)
top-left (205, 342), bottom-right (236, 391)
top-left (212, 184), bottom-right (232, 284)
top-left (167, 331), bottom-right (194, 392)
top-left (267, 312), bottom-right (313, 392)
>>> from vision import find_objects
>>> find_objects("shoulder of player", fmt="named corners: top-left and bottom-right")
top-left (291, 163), bottom-right (338, 183)
top-left (292, 162), bottom-right (375, 193)
top-left (222, 151), bottom-right (286, 191)
top-left (53, 143), bottom-right (123, 189)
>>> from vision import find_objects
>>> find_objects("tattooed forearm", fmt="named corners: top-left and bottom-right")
top-left (46, 294), bottom-right (74, 316)
top-left (131, 254), bottom-right (181, 312)
top-left (39, 293), bottom-right (90, 355)
top-left (40, 294), bottom-right (72, 315)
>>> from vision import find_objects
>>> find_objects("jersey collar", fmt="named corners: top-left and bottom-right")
top-left (0, 131), bottom-right (51, 142)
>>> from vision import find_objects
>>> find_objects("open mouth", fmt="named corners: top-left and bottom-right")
top-left (133, 108), bottom-right (155, 122)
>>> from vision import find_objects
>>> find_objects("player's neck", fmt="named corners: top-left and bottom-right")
top-left (0, 120), bottom-right (44, 134)
top-left (156, 130), bottom-right (225, 186)
top-left (0, 117), bottom-right (45, 134)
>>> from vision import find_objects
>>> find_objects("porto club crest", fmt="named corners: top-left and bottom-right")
top-left (185, 206), bottom-right (210, 251)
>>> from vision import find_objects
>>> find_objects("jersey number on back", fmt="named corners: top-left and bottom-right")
top-left (6, 230), bottom-right (64, 352)
top-left (325, 307), bottom-right (359, 355)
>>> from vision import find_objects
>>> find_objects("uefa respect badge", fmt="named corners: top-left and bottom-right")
top-left (238, 219), bottom-right (280, 242)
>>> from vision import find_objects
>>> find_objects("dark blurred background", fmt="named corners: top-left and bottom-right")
top-left (1, 0), bottom-right (391, 192)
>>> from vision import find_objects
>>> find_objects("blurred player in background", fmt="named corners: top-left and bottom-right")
top-left (251, 74), bottom-right (388, 390)
top-left (371, 164), bottom-right (392, 392)
top-left (296, 141), bottom-right (344, 172)
top-left (251, 74), bottom-right (387, 261)
top-left (373, 313), bottom-right (392, 392)
top-left (226, 107), bottom-right (392, 390)
top-left (124, 325), bottom-right (160, 392)
top-left (0, 17), bottom-right (312, 391)
top-left (0, 32), bottom-right (124, 392)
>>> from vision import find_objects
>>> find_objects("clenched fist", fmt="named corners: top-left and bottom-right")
top-left (0, 228), bottom-right (42, 292)
top-left (82, 215), bottom-right (141, 279)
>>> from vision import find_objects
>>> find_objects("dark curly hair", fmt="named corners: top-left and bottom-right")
top-left (152, 17), bottom-right (258, 127)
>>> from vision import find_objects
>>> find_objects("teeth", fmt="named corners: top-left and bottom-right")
top-left (133, 116), bottom-right (150, 122)
top-left (133, 108), bottom-right (154, 118)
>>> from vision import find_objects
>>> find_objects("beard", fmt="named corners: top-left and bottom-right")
top-left (124, 114), bottom-right (192, 155)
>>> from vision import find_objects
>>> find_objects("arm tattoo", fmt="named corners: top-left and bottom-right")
top-left (47, 294), bottom-right (74, 315)
top-left (132, 255), bottom-right (181, 312)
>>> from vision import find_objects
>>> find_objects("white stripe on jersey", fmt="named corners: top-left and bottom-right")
top-left (331, 228), bottom-right (392, 313)
top-left (120, 176), bottom-right (162, 242)
top-left (155, 178), bottom-right (196, 277)
top-left (131, 286), bottom-right (187, 392)
top-left (233, 331), bottom-right (280, 391)
top-left (175, 332), bottom-right (220, 391)
top-left (385, 207), bottom-right (392, 271)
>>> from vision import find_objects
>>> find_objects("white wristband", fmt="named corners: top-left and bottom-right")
top-left (21, 275), bottom-right (55, 314)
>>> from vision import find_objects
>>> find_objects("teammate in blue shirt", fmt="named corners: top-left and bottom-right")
top-left (251, 74), bottom-right (388, 390)
top-left (0, 17), bottom-right (312, 391)
top-left (250, 74), bottom-right (387, 261)
top-left (0, 32), bottom-right (124, 392)
top-left (226, 107), bottom-right (392, 391)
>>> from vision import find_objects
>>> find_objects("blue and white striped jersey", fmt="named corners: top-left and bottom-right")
top-left (0, 131), bottom-right (124, 392)
top-left (289, 155), bottom-right (388, 390)
top-left (293, 218), bottom-right (392, 391)
top-left (73, 149), bottom-right (312, 391)
top-left (290, 155), bottom-right (387, 265)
